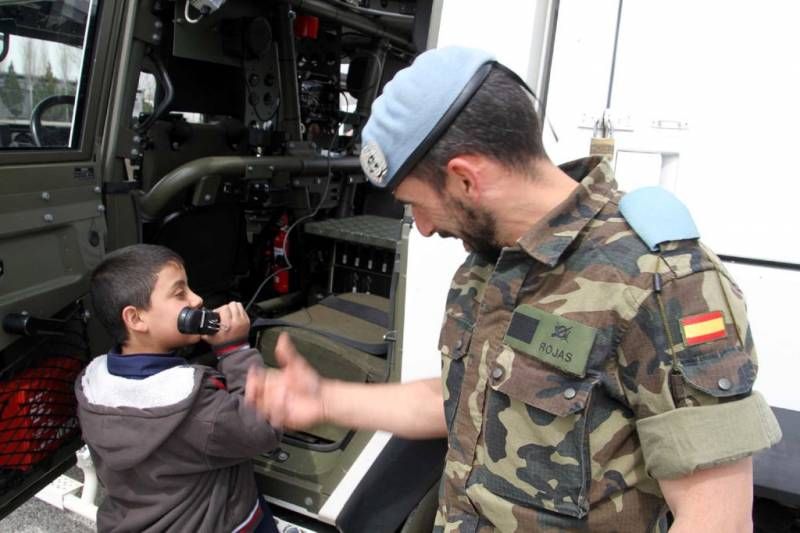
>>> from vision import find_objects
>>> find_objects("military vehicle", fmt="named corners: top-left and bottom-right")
top-left (0, 0), bottom-right (448, 530)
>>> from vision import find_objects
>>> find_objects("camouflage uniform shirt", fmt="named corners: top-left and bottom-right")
top-left (434, 157), bottom-right (781, 532)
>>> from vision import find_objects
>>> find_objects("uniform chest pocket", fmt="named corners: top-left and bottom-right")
top-left (438, 314), bottom-right (473, 432)
top-left (482, 345), bottom-right (593, 519)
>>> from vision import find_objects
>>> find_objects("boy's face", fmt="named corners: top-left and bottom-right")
top-left (139, 261), bottom-right (203, 351)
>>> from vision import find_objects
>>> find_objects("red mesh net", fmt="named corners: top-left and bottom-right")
top-left (0, 356), bottom-right (82, 471)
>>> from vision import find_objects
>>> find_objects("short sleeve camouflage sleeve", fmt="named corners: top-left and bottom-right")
top-left (617, 242), bottom-right (781, 479)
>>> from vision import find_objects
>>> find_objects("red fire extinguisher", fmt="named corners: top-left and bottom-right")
top-left (272, 213), bottom-right (290, 294)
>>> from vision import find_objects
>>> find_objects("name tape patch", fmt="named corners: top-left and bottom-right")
top-left (503, 305), bottom-right (597, 377)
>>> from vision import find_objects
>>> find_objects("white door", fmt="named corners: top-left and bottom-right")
top-left (543, 0), bottom-right (800, 413)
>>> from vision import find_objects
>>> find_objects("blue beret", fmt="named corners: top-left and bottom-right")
top-left (360, 46), bottom-right (496, 188)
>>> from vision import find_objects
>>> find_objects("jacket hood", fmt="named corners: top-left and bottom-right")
top-left (75, 355), bottom-right (201, 470)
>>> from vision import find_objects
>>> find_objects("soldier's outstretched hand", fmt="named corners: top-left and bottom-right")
top-left (246, 332), bottom-right (326, 430)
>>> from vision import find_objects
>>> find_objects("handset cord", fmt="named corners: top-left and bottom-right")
top-left (245, 136), bottom-right (336, 312)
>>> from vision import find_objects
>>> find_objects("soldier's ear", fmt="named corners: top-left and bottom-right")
top-left (445, 155), bottom-right (482, 201)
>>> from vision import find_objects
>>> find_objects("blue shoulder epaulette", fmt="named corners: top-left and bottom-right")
top-left (619, 187), bottom-right (699, 251)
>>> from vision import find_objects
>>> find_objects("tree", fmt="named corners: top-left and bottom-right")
top-left (21, 39), bottom-right (40, 113)
top-left (32, 62), bottom-right (58, 112)
top-left (56, 45), bottom-right (80, 121)
top-left (2, 62), bottom-right (24, 117)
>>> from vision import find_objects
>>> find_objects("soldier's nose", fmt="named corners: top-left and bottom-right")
top-left (413, 212), bottom-right (434, 237)
top-left (416, 221), bottom-right (434, 237)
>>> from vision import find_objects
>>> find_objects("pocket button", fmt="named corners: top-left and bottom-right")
top-left (563, 387), bottom-right (577, 400)
top-left (491, 366), bottom-right (504, 380)
top-left (717, 378), bottom-right (732, 391)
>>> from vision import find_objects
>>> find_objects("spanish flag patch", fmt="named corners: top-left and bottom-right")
top-left (680, 310), bottom-right (727, 346)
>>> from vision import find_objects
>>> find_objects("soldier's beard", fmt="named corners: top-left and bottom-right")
top-left (449, 197), bottom-right (502, 262)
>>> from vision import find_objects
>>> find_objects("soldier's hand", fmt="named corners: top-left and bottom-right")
top-left (203, 301), bottom-right (250, 346)
top-left (245, 332), bottom-right (325, 429)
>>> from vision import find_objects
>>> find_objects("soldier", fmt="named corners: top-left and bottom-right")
top-left (246, 46), bottom-right (781, 531)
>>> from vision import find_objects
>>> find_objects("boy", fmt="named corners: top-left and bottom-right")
top-left (75, 244), bottom-right (280, 533)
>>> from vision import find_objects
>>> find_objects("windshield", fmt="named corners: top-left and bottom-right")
top-left (0, 0), bottom-right (96, 149)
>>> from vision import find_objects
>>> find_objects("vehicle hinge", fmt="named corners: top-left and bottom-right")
top-left (115, 128), bottom-right (143, 160)
top-left (133, 10), bottom-right (164, 45)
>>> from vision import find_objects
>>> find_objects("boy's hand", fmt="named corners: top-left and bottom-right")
top-left (203, 301), bottom-right (250, 346)
top-left (245, 332), bottom-right (326, 429)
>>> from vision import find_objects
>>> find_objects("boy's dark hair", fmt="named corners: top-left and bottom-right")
top-left (411, 66), bottom-right (547, 191)
top-left (90, 244), bottom-right (184, 344)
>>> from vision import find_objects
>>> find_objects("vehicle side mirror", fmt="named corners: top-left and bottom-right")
top-left (0, 18), bottom-right (16, 63)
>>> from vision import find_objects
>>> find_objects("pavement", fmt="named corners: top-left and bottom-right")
top-left (0, 466), bottom-right (309, 533)
top-left (1, 496), bottom-right (95, 533)
top-left (1, 467), bottom-right (95, 533)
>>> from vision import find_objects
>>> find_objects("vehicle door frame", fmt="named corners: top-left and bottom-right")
top-left (0, 0), bottom-right (129, 519)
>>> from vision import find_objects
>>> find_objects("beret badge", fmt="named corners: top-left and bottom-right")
top-left (360, 140), bottom-right (389, 186)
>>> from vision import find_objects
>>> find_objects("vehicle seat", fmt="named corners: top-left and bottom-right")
top-left (256, 292), bottom-right (390, 444)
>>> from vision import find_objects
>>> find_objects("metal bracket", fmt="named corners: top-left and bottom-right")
top-left (133, 10), bottom-right (163, 45)
top-left (115, 128), bottom-right (142, 160)
top-left (286, 141), bottom-right (319, 157)
top-left (191, 175), bottom-right (222, 207)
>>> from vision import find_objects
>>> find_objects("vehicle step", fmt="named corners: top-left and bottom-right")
top-left (35, 475), bottom-right (83, 509)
